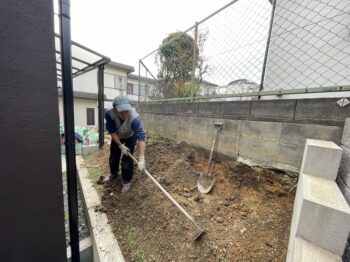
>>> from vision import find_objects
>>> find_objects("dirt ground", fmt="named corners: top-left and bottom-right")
top-left (85, 134), bottom-right (296, 262)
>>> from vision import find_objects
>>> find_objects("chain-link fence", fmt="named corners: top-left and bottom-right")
top-left (265, 0), bottom-right (350, 92)
top-left (139, 0), bottom-right (350, 102)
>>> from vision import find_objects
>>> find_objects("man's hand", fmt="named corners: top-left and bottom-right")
top-left (138, 156), bottom-right (146, 172)
top-left (119, 144), bottom-right (130, 156)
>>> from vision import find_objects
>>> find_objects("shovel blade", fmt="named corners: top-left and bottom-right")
top-left (197, 173), bottom-right (215, 194)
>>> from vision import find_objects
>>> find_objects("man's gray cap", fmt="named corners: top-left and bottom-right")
top-left (113, 96), bottom-right (132, 112)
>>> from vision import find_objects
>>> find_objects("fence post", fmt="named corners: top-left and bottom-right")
top-left (259, 0), bottom-right (277, 95)
top-left (191, 22), bottom-right (199, 102)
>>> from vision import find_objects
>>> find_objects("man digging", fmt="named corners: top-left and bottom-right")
top-left (103, 96), bottom-right (146, 193)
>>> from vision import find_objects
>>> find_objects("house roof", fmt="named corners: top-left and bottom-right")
top-left (108, 61), bottom-right (135, 73)
top-left (228, 79), bottom-right (257, 85)
top-left (201, 80), bottom-right (218, 87)
top-left (128, 73), bottom-right (157, 83)
top-left (58, 89), bottom-right (107, 100)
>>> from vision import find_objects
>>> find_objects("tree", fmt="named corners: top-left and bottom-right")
top-left (156, 32), bottom-right (199, 98)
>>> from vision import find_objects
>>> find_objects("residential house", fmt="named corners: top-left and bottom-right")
top-left (127, 73), bottom-right (157, 102)
top-left (58, 60), bottom-right (134, 127)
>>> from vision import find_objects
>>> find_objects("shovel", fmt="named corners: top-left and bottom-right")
top-left (197, 123), bottom-right (223, 194)
top-left (127, 152), bottom-right (205, 241)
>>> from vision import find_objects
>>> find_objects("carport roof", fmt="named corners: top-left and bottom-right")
top-left (55, 33), bottom-right (111, 81)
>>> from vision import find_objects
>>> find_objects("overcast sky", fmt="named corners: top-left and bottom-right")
top-left (65, 0), bottom-right (232, 71)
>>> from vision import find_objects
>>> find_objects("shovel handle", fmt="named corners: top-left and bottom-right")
top-left (127, 152), bottom-right (203, 232)
top-left (206, 124), bottom-right (223, 176)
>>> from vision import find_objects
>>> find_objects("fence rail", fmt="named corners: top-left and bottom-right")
top-left (139, 0), bottom-right (350, 102)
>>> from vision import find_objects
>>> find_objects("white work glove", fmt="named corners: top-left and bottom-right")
top-left (119, 144), bottom-right (130, 156)
top-left (138, 156), bottom-right (146, 173)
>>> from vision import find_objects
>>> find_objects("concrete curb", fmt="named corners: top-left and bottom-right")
top-left (76, 156), bottom-right (125, 262)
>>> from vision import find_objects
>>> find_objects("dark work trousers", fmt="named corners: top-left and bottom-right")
top-left (109, 137), bottom-right (137, 183)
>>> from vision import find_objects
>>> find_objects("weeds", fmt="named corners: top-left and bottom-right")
top-left (124, 223), bottom-right (146, 262)
top-left (88, 168), bottom-right (103, 182)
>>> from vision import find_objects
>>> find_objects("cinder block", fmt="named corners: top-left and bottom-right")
top-left (181, 103), bottom-right (198, 114)
top-left (341, 118), bottom-right (350, 148)
top-left (288, 237), bottom-right (341, 262)
top-left (293, 174), bottom-right (350, 255)
top-left (220, 101), bottom-right (251, 116)
top-left (300, 139), bottom-right (342, 180)
top-left (163, 103), bottom-right (182, 114)
top-left (198, 102), bottom-right (221, 115)
top-left (251, 99), bottom-right (295, 119)
top-left (338, 146), bottom-right (350, 187)
top-left (295, 98), bottom-right (350, 123)
top-left (141, 104), bottom-right (159, 114)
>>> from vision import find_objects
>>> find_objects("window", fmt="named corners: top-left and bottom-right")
top-left (86, 108), bottom-right (95, 126)
top-left (127, 83), bottom-right (133, 94)
top-left (130, 84), bottom-right (145, 95)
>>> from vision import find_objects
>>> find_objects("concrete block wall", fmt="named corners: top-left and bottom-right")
top-left (287, 139), bottom-right (350, 261)
top-left (336, 118), bottom-right (350, 261)
top-left (138, 98), bottom-right (347, 172)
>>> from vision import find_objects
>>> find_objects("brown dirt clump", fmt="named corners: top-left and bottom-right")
top-left (85, 134), bottom-right (295, 262)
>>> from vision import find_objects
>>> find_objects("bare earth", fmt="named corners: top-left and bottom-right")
top-left (85, 135), bottom-right (295, 262)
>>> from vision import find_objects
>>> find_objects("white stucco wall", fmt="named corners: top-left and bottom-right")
top-left (72, 65), bottom-right (129, 101)
top-left (265, 0), bottom-right (350, 92)
top-left (72, 69), bottom-right (98, 94)
top-left (58, 97), bottom-right (98, 127)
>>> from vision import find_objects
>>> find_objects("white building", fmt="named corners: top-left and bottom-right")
top-left (127, 74), bottom-right (157, 102)
top-left (58, 61), bottom-right (155, 127)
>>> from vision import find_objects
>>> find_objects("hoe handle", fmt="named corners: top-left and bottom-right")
top-left (127, 152), bottom-right (203, 231)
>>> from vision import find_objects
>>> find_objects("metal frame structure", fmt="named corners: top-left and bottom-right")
top-left (55, 34), bottom-right (110, 81)
top-left (58, 1), bottom-right (110, 260)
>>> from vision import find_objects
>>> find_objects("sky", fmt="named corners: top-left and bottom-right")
top-left (63, 0), bottom-right (233, 71)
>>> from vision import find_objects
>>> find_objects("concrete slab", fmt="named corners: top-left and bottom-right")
top-left (280, 123), bottom-right (342, 146)
top-left (289, 237), bottom-right (341, 262)
top-left (239, 137), bottom-right (303, 168)
top-left (241, 120), bottom-right (282, 142)
top-left (300, 139), bottom-right (342, 181)
top-left (76, 156), bottom-right (125, 262)
top-left (295, 174), bottom-right (350, 255)
top-left (82, 145), bottom-right (99, 156)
